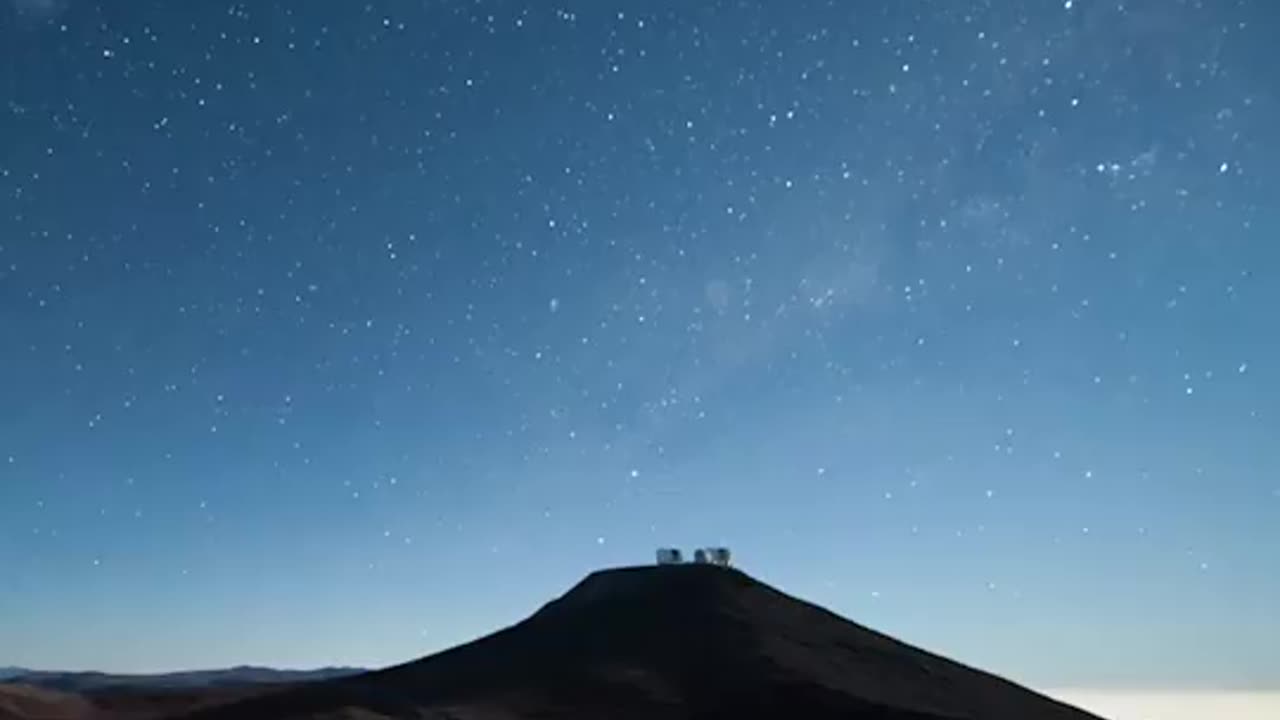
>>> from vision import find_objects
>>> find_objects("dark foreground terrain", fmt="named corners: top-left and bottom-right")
top-left (0, 667), bottom-right (363, 720)
top-left (3, 667), bottom-right (364, 694)
top-left (3, 565), bottom-right (1105, 720)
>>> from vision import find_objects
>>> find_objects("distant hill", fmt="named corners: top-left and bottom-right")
top-left (0, 681), bottom-right (277, 720)
top-left (0, 666), bottom-right (364, 720)
top-left (173, 564), bottom-right (1105, 720)
top-left (5, 666), bottom-right (365, 694)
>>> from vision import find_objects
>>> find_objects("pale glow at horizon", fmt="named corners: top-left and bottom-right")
top-left (1049, 690), bottom-right (1280, 720)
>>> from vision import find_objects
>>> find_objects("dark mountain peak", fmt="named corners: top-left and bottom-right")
top-left (532, 563), bottom-right (753, 620)
top-left (174, 564), bottom-right (1104, 720)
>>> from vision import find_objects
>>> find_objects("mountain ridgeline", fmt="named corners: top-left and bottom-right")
top-left (2, 667), bottom-right (365, 694)
top-left (169, 564), bottom-right (1104, 720)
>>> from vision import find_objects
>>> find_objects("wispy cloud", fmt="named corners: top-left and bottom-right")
top-left (10, 0), bottom-right (69, 20)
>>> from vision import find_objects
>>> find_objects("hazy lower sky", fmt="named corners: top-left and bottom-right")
top-left (1, 0), bottom-right (1276, 702)
top-left (1051, 691), bottom-right (1280, 720)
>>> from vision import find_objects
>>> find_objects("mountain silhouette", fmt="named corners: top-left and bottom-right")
top-left (172, 564), bottom-right (1104, 720)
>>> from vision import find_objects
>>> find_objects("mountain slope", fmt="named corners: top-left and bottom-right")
top-left (175, 564), bottom-right (1105, 720)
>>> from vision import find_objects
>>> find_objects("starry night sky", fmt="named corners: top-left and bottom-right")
top-left (1, 0), bottom-right (1277, 692)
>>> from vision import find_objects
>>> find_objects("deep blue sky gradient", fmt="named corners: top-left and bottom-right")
top-left (1, 0), bottom-right (1277, 691)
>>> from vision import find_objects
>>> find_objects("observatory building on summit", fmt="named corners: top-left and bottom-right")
top-left (656, 546), bottom-right (732, 567)
top-left (656, 548), bottom-right (684, 564)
